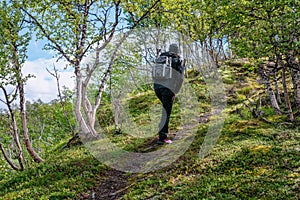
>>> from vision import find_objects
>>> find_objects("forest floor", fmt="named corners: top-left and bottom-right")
top-left (77, 114), bottom-right (213, 200)
top-left (0, 65), bottom-right (299, 199)
top-left (77, 64), bottom-right (300, 199)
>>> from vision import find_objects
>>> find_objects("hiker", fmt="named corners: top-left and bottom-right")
top-left (152, 43), bottom-right (184, 144)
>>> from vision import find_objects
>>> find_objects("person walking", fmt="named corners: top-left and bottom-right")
top-left (152, 43), bottom-right (184, 144)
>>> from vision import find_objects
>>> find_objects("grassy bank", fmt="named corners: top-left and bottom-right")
top-left (0, 65), bottom-right (299, 199)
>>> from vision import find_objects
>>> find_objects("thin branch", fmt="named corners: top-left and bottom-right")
top-left (0, 143), bottom-right (20, 171)
top-left (20, 7), bottom-right (74, 65)
top-left (95, 0), bottom-right (161, 108)
top-left (46, 65), bottom-right (76, 135)
top-left (83, 0), bottom-right (121, 56)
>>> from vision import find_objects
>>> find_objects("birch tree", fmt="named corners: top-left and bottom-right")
top-left (155, 0), bottom-right (299, 118)
top-left (0, 1), bottom-right (43, 168)
top-left (232, 0), bottom-right (299, 118)
top-left (19, 0), bottom-right (160, 136)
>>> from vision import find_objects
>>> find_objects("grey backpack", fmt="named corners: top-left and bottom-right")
top-left (152, 55), bottom-right (173, 80)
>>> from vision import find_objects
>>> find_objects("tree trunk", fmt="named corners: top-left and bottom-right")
top-left (280, 60), bottom-right (294, 121)
top-left (11, 40), bottom-right (44, 163)
top-left (113, 91), bottom-right (122, 132)
top-left (259, 65), bottom-right (281, 114)
top-left (227, 36), bottom-right (233, 59)
top-left (19, 83), bottom-right (44, 163)
top-left (11, 110), bottom-right (25, 170)
top-left (287, 54), bottom-right (300, 113)
top-left (274, 70), bottom-right (282, 104)
top-left (1, 86), bottom-right (25, 170)
top-left (72, 0), bottom-right (160, 137)
top-left (0, 143), bottom-right (20, 171)
top-left (74, 66), bottom-right (95, 135)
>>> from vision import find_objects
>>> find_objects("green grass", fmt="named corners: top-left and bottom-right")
top-left (0, 145), bottom-right (105, 200)
top-left (122, 119), bottom-right (299, 200)
top-left (0, 65), bottom-right (299, 199)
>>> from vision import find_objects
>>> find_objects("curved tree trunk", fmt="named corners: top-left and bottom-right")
top-left (259, 65), bottom-right (281, 114)
top-left (0, 143), bottom-right (21, 171)
top-left (274, 70), bottom-right (282, 104)
top-left (11, 38), bottom-right (44, 163)
top-left (74, 66), bottom-right (94, 135)
top-left (10, 108), bottom-right (25, 170)
top-left (280, 61), bottom-right (294, 121)
top-left (19, 83), bottom-right (44, 163)
top-left (0, 86), bottom-right (25, 170)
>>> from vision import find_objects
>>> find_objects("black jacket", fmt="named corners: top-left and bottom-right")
top-left (153, 52), bottom-right (184, 94)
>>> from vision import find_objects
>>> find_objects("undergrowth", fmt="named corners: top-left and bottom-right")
top-left (0, 65), bottom-right (299, 199)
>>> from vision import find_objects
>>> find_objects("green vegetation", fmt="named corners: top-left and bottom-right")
top-left (121, 66), bottom-right (299, 200)
top-left (0, 0), bottom-right (299, 199)
top-left (124, 125), bottom-right (299, 199)
top-left (1, 65), bottom-right (299, 199)
top-left (0, 145), bottom-right (104, 199)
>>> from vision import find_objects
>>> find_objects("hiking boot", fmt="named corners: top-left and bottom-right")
top-left (156, 138), bottom-right (173, 145)
top-left (163, 139), bottom-right (173, 144)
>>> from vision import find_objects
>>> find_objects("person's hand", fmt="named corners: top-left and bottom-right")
top-left (172, 94), bottom-right (176, 101)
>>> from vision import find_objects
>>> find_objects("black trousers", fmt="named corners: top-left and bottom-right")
top-left (154, 87), bottom-right (175, 140)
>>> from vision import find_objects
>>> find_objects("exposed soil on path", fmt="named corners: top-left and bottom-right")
top-left (78, 169), bottom-right (134, 200)
top-left (78, 113), bottom-right (211, 200)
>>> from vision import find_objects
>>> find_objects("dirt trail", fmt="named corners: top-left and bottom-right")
top-left (78, 170), bottom-right (132, 200)
top-left (78, 113), bottom-right (211, 200)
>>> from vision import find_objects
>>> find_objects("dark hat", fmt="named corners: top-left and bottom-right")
top-left (169, 43), bottom-right (179, 54)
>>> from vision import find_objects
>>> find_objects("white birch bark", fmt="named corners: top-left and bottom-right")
top-left (259, 65), bottom-right (281, 114)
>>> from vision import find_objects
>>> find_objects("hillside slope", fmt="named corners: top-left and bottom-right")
top-left (0, 65), bottom-right (299, 200)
